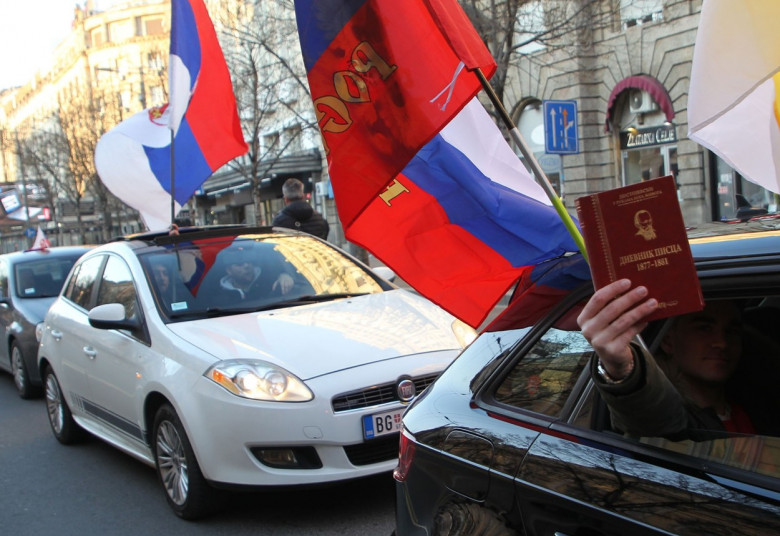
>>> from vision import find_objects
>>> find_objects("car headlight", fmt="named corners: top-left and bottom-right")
top-left (452, 319), bottom-right (477, 349)
top-left (205, 360), bottom-right (313, 402)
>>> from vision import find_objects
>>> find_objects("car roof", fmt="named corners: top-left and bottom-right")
top-left (688, 220), bottom-right (780, 270)
top-left (2, 245), bottom-right (94, 263)
top-left (107, 225), bottom-right (319, 256)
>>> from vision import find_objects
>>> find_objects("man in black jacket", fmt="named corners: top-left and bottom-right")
top-left (272, 178), bottom-right (329, 240)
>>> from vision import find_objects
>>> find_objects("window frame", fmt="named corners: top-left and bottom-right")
top-left (474, 275), bottom-right (780, 491)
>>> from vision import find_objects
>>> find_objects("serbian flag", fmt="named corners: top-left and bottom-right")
top-left (296, 0), bottom-right (578, 327)
top-left (95, 0), bottom-right (247, 231)
top-left (688, 0), bottom-right (780, 194)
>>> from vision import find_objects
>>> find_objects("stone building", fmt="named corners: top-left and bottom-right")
top-left (505, 0), bottom-right (774, 225)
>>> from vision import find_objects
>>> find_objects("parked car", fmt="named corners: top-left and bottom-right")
top-left (37, 226), bottom-right (475, 519)
top-left (394, 222), bottom-right (780, 536)
top-left (0, 246), bottom-right (92, 398)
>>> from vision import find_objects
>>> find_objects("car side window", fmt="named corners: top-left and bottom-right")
top-left (96, 256), bottom-right (137, 319)
top-left (493, 328), bottom-right (593, 417)
top-left (65, 255), bottom-right (104, 310)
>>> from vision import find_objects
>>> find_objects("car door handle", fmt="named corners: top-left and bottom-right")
top-left (83, 346), bottom-right (97, 360)
top-left (51, 329), bottom-right (63, 341)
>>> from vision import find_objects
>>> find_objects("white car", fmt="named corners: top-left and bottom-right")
top-left (38, 226), bottom-right (475, 519)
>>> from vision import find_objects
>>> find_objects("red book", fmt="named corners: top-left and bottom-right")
top-left (575, 175), bottom-right (704, 321)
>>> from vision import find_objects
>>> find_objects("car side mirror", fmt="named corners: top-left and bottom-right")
top-left (373, 266), bottom-right (396, 282)
top-left (88, 303), bottom-right (141, 331)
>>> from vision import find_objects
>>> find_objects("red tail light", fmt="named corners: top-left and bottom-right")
top-left (393, 427), bottom-right (416, 482)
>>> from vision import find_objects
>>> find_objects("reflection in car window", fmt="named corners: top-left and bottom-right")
top-left (494, 328), bottom-right (592, 417)
top-left (97, 256), bottom-right (137, 319)
top-left (66, 255), bottom-right (104, 310)
top-left (140, 234), bottom-right (387, 321)
top-left (14, 258), bottom-right (81, 298)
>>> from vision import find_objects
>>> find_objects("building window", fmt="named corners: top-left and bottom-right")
top-left (92, 28), bottom-right (104, 47)
top-left (620, 0), bottom-right (663, 28)
top-left (145, 17), bottom-right (164, 36)
top-left (263, 132), bottom-right (280, 155)
top-left (284, 125), bottom-right (302, 153)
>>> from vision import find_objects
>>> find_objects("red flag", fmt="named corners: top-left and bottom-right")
top-left (295, 1), bottom-right (577, 327)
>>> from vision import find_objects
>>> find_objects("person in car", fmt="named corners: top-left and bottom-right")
top-left (577, 279), bottom-right (779, 439)
top-left (219, 246), bottom-right (294, 301)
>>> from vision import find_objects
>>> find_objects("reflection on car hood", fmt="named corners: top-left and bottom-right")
top-left (165, 289), bottom-right (460, 379)
top-left (14, 297), bottom-right (58, 323)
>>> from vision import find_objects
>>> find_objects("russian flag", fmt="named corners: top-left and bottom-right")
top-left (296, 0), bottom-right (578, 327)
top-left (95, 0), bottom-right (247, 231)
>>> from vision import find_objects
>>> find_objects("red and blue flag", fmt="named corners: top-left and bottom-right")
top-left (296, 0), bottom-right (578, 327)
top-left (96, 0), bottom-right (247, 231)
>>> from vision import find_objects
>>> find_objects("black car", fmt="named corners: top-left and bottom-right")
top-left (394, 222), bottom-right (780, 535)
top-left (0, 246), bottom-right (92, 397)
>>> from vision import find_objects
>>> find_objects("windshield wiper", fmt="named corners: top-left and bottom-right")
top-left (254, 293), bottom-right (368, 311)
top-left (168, 306), bottom-right (261, 319)
top-left (168, 294), bottom-right (368, 319)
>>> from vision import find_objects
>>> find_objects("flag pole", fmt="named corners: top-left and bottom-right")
top-left (475, 69), bottom-right (588, 261)
top-left (170, 127), bottom-right (175, 225)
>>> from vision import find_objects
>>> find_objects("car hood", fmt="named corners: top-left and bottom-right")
top-left (165, 290), bottom-right (461, 379)
top-left (13, 296), bottom-right (57, 323)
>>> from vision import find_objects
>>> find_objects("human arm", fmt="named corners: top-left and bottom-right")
top-left (577, 279), bottom-right (658, 381)
top-left (272, 273), bottom-right (294, 294)
top-left (578, 280), bottom-right (695, 438)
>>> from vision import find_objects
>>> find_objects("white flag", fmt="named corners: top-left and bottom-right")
top-left (31, 225), bottom-right (50, 250)
top-left (688, 0), bottom-right (780, 194)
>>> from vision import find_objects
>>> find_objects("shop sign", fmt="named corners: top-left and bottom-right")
top-left (620, 123), bottom-right (677, 149)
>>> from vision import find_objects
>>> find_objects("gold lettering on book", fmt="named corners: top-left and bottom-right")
top-left (619, 243), bottom-right (684, 267)
top-left (379, 179), bottom-right (410, 206)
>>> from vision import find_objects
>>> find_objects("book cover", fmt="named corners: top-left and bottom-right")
top-left (575, 175), bottom-right (704, 321)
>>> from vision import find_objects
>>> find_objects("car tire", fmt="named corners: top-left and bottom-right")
top-left (44, 366), bottom-right (86, 444)
top-left (434, 502), bottom-right (517, 536)
top-left (12, 342), bottom-right (40, 399)
top-left (152, 403), bottom-right (225, 520)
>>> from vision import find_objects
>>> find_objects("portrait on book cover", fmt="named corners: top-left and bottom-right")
top-left (634, 209), bottom-right (657, 241)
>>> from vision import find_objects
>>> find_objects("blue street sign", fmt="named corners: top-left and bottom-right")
top-left (543, 100), bottom-right (579, 154)
top-left (25, 227), bottom-right (36, 239)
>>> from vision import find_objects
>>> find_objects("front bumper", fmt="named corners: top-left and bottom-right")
top-left (179, 350), bottom-right (455, 487)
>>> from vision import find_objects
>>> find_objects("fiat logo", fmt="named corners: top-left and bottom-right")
top-left (397, 378), bottom-right (416, 403)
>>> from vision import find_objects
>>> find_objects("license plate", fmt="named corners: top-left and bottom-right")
top-left (362, 408), bottom-right (403, 440)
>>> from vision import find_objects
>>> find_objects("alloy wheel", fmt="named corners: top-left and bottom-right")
top-left (156, 420), bottom-right (189, 506)
top-left (45, 373), bottom-right (64, 435)
top-left (11, 346), bottom-right (25, 393)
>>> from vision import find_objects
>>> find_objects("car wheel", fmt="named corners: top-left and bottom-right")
top-left (434, 502), bottom-right (517, 536)
top-left (152, 403), bottom-right (224, 519)
top-left (12, 342), bottom-right (40, 399)
top-left (44, 366), bottom-right (85, 444)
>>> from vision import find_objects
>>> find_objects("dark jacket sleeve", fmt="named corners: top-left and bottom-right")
top-left (591, 344), bottom-right (691, 438)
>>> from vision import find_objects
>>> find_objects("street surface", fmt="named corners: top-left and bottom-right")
top-left (0, 374), bottom-right (395, 535)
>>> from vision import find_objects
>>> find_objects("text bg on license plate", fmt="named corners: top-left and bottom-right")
top-left (362, 408), bottom-right (403, 439)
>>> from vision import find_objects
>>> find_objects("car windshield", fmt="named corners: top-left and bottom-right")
top-left (139, 233), bottom-right (388, 321)
top-left (15, 257), bottom-right (81, 299)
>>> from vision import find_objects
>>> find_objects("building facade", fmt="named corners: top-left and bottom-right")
top-left (506, 0), bottom-right (775, 226)
top-left (2, 0), bottom-right (773, 253)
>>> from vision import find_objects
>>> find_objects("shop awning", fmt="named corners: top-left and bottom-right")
top-left (605, 74), bottom-right (675, 132)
